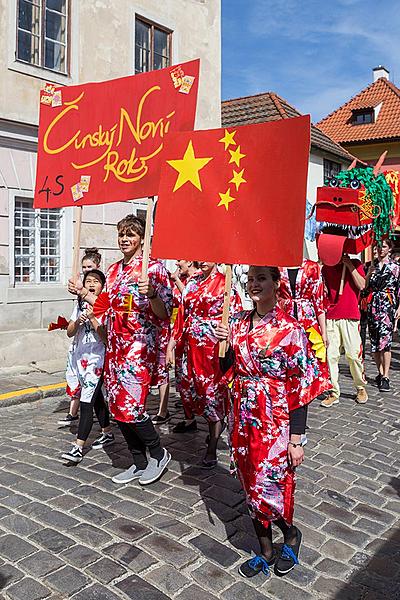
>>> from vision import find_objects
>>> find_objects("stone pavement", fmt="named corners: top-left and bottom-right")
top-left (0, 353), bottom-right (399, 600)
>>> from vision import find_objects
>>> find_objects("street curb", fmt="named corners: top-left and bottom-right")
top-left (0, 382), bottom-right (66, 408)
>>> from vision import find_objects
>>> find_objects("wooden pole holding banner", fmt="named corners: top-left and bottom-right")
top-left (141, 196), bottom-right (154, 278)
top-left (219, 265), bottom-right (233, 358)
top-left (339, 263), bottom-right (346, 296)
top-left (72, 205), bottom-right (83, 278)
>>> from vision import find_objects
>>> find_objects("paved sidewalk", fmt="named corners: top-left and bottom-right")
top-left (0, 360), bottom-right (66, 407)
top-left (0, 353), bottom-right (399, 599)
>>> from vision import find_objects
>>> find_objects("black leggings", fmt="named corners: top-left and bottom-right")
top-left (77, 379), bottom-right (110, 442)
top-left (117, 417), bottom-right (164, 469)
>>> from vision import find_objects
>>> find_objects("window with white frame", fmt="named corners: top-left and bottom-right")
top-left (14, 198), bottom-right (62, 283)
top-left (16, 0), bottom-right (69, 74)
top-left (135, 16), bottom-right (171, 74)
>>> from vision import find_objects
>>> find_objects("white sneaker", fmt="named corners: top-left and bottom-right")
top-left (111, 464), bottom-right (145, 484)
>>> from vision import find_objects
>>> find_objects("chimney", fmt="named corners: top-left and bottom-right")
top-left (373, 65), bottom-right (389, 82)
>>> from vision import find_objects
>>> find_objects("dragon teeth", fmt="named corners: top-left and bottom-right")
top-left (322, 222), bottom-right (372, 239)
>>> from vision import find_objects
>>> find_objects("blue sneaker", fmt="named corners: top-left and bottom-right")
top-left (238, 553), bottom-right (275, 578)
top-left (275, 527), bottom-right (302, 576)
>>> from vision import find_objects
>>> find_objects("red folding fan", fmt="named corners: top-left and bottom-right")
top-left (93, 292), bottom-right (112, 319)
top-left (48, 315), bottom-right (69, 331)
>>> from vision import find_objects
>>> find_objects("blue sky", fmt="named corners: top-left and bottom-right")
top-left (222, 0), bottom-right (400, 122)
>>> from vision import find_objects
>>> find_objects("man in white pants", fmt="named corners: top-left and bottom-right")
top-left (321, 255), bottom-right (368, 406)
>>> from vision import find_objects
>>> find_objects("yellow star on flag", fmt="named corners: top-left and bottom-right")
top-left (218, 129), bottom-right (237, 150)
top-left (167, 140), bottom-right (213, 192)
top-left (229, 168), bottom-right (247, 191)
top-left (218, 188), bottom-right (236, 211)
top-left (229, 145), bottom-right (246, 167)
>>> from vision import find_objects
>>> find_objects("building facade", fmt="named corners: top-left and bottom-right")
top-left (0, 0), bottom-right (221, 367)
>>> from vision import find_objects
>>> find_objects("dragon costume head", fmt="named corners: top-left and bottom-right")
top-left (315, 154), bottom-right (395, 265)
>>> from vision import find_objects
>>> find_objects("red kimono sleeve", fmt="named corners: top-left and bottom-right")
top-left (286, 325), bottom-right (330, 411)
top-left (310, 263), bottom-right (326, 318)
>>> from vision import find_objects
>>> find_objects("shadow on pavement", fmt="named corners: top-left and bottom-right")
top-left (334, 476), bottom-right (400, 600)
top-left (172, 440), bottom-right (261, 556)
top-left (0, 573), bottom-right (10, 591)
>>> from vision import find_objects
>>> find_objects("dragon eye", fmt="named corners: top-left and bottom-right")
top-left (350, 179), bottom-right (360, 190)
top-left (329, 178), bottom-right (338, 187)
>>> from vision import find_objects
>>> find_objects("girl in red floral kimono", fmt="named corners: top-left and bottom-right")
top-left (167, 262), bottom-right (242, 467)
top-left (278, 259), bottom-right (330, 382)
top-left (69, 215), bottom-right (172, 487)
top-left (216, 266), bottom-right (330, 579)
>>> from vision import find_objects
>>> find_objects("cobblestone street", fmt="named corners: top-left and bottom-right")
top-left (0, 352), bottom-right (399, 600)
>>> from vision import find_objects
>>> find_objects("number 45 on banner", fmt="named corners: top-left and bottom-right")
top-left (38, 175), bottom-right (65, 204)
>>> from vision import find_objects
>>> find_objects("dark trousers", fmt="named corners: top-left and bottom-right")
top-left (77, 379), bottom-right (110, 441)
top-left (117, 417), bottom-right (163, 469)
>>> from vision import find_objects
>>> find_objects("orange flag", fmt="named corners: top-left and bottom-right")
top-left (152, 115), bottom-right (310, 266)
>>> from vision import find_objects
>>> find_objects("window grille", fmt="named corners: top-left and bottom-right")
top-left (14, 198), bottom-right (62, 283)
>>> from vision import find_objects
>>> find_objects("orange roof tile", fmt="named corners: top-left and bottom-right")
top-left (317, 78), bottom-right (400, 143)
top-left (222, 92), bottom-right (353, 162)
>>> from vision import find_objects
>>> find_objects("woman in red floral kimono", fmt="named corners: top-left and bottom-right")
top-left (69, 215), bottom-right (172, 487)
top-left (152, 260), bottom-right (199, 425)
top-left (278, 259), bottom-right (330, 383)
top-left (167, 262), bottom-right (242, 467)
top-left (217, 266), bottom-right (330, 579)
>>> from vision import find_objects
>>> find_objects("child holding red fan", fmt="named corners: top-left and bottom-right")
top-left (61, 269), bottom-right (113, 463)
top-left (58, 248), bottom-right (102, 426)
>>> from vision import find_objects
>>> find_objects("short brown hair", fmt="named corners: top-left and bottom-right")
top-left (117, 214), bottom-right (145, 239)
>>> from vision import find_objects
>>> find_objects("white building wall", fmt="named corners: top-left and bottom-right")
top-left (0, 0), bottom-right (221, 367)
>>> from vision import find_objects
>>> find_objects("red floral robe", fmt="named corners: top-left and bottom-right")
top-left (104, 256), bottom-right (172, 422)
top-left (229, 307), bottom-right (330, 526)
top-left (278, 259), bottom-right (330, 379)
top-left (171, 274), bottom-right (192, 405)
top-left (172, 270), bottom-right (242, 422)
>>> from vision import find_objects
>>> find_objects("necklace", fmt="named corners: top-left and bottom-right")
top-left (255, 309), bottom-right (266, 319)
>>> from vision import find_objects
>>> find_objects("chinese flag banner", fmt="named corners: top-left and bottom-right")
top-left (34, 59), bottom-right (199, 208)
top-left (152, 115), bottom-right (310, 267)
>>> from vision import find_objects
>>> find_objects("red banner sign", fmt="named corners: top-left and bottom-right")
top-left (34, 60), bottom-right (199, 208)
